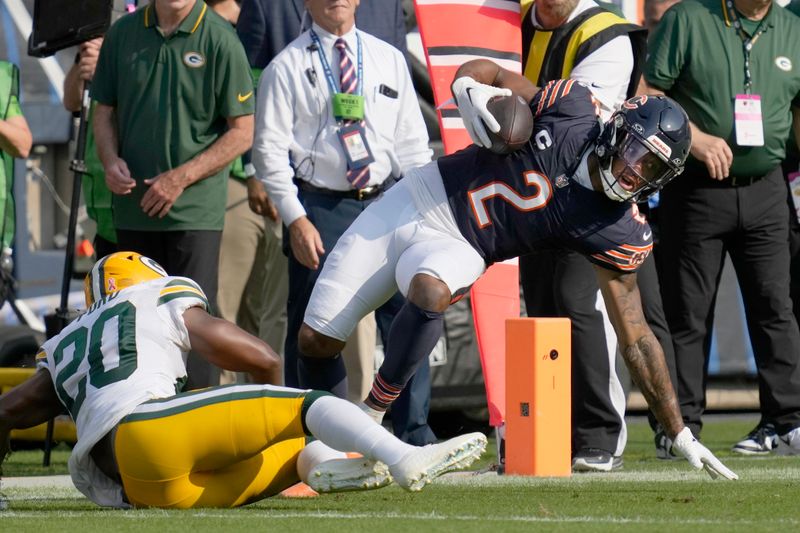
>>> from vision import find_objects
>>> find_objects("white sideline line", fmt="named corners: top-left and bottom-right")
top-left (4, 463), bottom-right (800, 518)
top-left (441, 461), bottom-right (800, 484)
top-left (2, 475), bottom-right (73, 488)
top-left (5, 461), bottom-right (800, 492)
top-left (195, 513), bottom-right (800, 526)
top-left (1, 510), bottom-right (799, 526)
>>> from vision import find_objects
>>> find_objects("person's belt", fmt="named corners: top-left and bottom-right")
top-left (294, 179), bottom-right (387, 201)
top-left (728, 174), bottom-right (764, 187)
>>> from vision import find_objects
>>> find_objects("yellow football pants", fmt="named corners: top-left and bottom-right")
top-left (115, 385), bottom-right (325, 508)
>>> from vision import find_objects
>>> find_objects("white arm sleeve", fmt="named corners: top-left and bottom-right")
top-left (569, 35), bottom-right (634, 121)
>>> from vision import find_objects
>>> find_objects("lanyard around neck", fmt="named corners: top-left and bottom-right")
top-left (724, 0), bottom-right (769, 94)
top-left (310, 30), bottom-right (363, 96)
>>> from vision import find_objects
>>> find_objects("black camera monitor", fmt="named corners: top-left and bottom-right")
top-left (28, 0), bottom-right (113, 58)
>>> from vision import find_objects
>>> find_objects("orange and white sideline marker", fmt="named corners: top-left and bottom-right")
top-left (504, 318), bottom-right (571, 476)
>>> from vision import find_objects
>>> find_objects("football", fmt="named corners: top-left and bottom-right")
top-left (485, 94), bottom-right (534, 155)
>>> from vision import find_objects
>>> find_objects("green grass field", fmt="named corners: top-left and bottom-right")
top-left (2, 415), bottom-right (799, 532)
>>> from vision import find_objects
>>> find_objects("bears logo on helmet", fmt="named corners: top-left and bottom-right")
top-left (622, 95), bottom-right (648, 110)
top-left (84, 252), bottom-right (168, 306)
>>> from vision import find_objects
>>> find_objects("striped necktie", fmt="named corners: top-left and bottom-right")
top-left (335, 38), bottom-right (370, 189)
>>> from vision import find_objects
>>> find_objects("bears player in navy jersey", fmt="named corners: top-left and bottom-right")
top-left (298, 59), bottom-right (736, 480)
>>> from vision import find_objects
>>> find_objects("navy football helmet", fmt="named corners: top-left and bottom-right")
top-left (596, 95), bottom-right (691, 202)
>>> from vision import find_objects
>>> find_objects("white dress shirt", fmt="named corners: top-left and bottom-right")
top-left (531, 0), bottom-right (634, 120)
top-left (253, 23), bottom-right (433, 226)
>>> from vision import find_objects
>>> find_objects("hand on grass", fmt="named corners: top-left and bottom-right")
top-left (672, 427), bottom-right (738, 480)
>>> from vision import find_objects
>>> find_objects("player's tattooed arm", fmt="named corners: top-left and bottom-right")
top-left (594, 266), bottom-right (684, 438)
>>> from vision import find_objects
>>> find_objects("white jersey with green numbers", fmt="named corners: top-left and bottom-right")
top-left (36, 276), bottom-right (209, 507)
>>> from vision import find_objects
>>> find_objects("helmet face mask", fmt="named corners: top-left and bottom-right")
top-left (596, 95), bottom-right (691, 203)
top-left (84, 252), bottom-right (168, 307)
top-left (608, 131), bottom-right (678, 200)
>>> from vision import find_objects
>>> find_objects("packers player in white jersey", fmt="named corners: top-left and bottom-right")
top-left (0, 252), bottom-right (486, 508)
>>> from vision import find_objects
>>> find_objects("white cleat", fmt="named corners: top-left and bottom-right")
top-left (390, 432), bottom-right (487, 492)
top-left (307, 457), bottom-right (393, 493)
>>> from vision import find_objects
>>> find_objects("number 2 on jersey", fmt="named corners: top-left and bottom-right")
top-left (52, 301), bottom-right (138, 418)
top-left (468, 170), bottom-right (553, 228)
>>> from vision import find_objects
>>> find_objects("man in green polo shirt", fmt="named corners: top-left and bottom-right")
top-left (783, 0), bottom-right (800, 373)
top-left (0, 61), bottom-right (32, 257)
top-left (92, 0), bottom-right (255, 388)
top-left (642, 0), bottom-right (800, 455)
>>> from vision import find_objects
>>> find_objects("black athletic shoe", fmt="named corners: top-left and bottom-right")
top-left (654, 427), bottom-right (680, 460)
top-left (571, 448), bottom-right (623, 472)
top-left (732, 422), bottom-right (778, 455)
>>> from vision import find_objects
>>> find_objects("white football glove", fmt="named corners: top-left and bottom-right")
top-left (451, 76), bottom-right (512, 148)
top-left (672, 427), bottom-right (739, 480)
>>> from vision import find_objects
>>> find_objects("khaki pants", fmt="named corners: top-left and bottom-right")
top-left (218, 178), bottom-right (288, 383)
top-left (218, 178), bottom-right (377, 394)
top-left (342, 314), bottom-right (376, 403)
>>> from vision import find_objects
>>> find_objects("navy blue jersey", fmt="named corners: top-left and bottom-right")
top-left (438, 79), bottom-right (652, 273)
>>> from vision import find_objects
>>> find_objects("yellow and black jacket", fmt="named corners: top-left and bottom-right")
top-left (521, 0), bottom-right (647, 99)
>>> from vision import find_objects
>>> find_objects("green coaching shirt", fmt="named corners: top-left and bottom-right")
top-left (645, 0), bottom-right (800, 178)
top-left (0, 61), bottom-right (22, 249)
top-left (91, 1), bottom-right (255, 231)
top-left (83, 103), bottom-right (117, 244)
